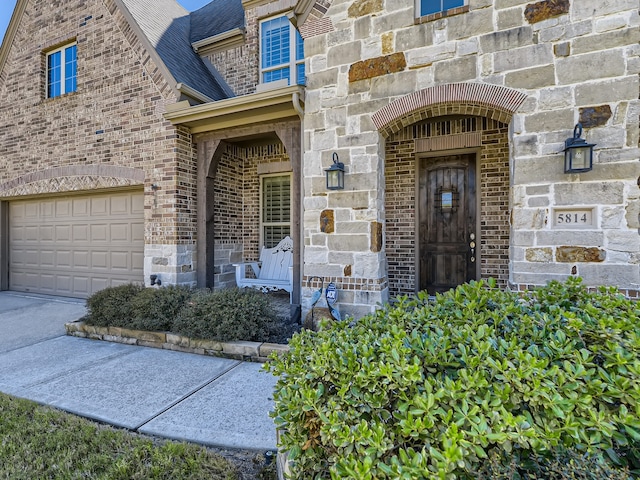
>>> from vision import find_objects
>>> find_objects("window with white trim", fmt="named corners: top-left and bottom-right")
top-left (260, 16), bottom-right (305, 86)
top-left (47, 43), bottom-right (77, 98)
top-left (419, 0), bottom-right (465, 16)
top-left (261, 174), bottom-right (291, 248)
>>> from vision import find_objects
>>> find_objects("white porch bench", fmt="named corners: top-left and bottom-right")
top-left (233, 236), bottom-right (293, 301)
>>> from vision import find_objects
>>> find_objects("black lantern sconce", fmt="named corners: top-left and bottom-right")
top-left (563, 123), bottom-right (595, 173)
top-left (325, 152), bottom-right (345, 190)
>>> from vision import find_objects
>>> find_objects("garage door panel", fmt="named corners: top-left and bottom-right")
top-left (25, 226), bottom-right (39, 241)
top-left (73, 198), bottom-right (90, 216)
top-left (57, 250), bottom-right (72, 268)
top-left (111, 252), bottom-right (131, 270)
top-left (10, 191), bottom-right (144, 298)
top-left (41, 250), bottom-right (55, 267)
top-left (40, 225), bottom-right (55, 242)
top-left (41, 201), bottom-right (54, 217)
top-left (56, 199), bottom-right (72, 217)
top-left (91, 251), bottom-right (108, 269)
top-left (110, 224), bottom-right (129, 242)
top-left (110, 196), bottom-right (129, 215)
top-left (73, 277), bottom-right (91, 296)
top-left (55, 225), bottom-right (72, 242)
top-left (132, 194), bottom-right (144, 213)
top-left (91, 197), bottom-right (109, 216)
top-left (132, 252), bottom-right (144, 270)
top-left (73, 224), bottom-right (89, 241)
top-left (132, 222), bottom-right (144, 242)
top-left (91, 224), bottom-right (108, 242)
top-left (72, 251), bottom-right (88, 268)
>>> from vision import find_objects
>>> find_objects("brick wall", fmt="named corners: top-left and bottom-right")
top-left (385, 118), bottom-right (510, 298)
top-left (0, 0), bottom-right (197, 282)
top-left (212, 142), bottom-right (291, 273)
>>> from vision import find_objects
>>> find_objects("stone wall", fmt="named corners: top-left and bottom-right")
top-left (0, 0), bottom-right (198, 284)
top-left (300, 0), bottom-right (640, 314)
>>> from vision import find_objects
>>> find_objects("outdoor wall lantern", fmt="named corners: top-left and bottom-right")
top-left (325, 152), bottom-right (345, 190)
top-left (563, 123), bottom-right (595, 173)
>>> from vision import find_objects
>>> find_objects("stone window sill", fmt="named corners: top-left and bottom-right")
top-left (415, 5), bottom-right (469, 24)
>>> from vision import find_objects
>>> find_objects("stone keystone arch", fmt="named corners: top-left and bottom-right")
top-left (372, 83), bottom-right (528, 138)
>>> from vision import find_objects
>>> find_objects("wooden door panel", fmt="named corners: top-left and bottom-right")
top-left (419, 154), bottom-right (476, 294)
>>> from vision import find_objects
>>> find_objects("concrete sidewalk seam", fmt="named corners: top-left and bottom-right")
top-left (131, 360), bottom-right (244, 431)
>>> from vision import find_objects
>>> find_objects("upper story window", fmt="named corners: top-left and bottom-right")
top-left (47, 43), bottom-right (77, 98)
top-left (260, 16), bottom-right (304, 86)
top-left (420, 0), bottom-right (465, 16)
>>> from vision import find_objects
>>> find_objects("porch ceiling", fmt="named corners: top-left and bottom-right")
top-left (164, 85), bottom-right (304, 134)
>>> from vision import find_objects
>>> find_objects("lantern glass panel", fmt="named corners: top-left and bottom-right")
top-left (326, 169), bottom-right (343, 190)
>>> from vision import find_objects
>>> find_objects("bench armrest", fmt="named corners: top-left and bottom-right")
top-left (233, 262), bottom-right (261, 284)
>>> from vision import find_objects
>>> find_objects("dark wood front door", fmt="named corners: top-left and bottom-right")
top-left (418, 154), bottom-right (477, 294)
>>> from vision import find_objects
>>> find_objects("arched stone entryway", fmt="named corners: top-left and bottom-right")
top-left (374, 83), bottom-right (528, 296)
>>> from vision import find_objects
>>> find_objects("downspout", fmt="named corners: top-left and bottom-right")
top-left (292, 92), bottom-right (305, 312)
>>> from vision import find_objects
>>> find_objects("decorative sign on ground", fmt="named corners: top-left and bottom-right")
top-left (552, 208), bottom-right (595, 228)
top-left (325, 282), bottom-right (337, 306)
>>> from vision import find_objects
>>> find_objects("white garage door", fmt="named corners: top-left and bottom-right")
top-left (9, 190), bottom-right (144, 298)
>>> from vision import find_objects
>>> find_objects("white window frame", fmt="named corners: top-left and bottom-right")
top-left (259, 15), bottom-right (304, 86)
top-left (416, 0), bottom-right (466, 18)
top-left (260, 173), bottom-right (292, 249)
top-left (46, 42), bottom-right (77, 98)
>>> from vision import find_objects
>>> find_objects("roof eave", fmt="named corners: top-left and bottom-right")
top-left (165, 84), bottom-right (305, 134)
top-left (176, 83), bottom-right (216, 104)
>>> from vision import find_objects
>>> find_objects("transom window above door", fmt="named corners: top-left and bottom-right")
top-left (260, 16), bottom-right (305, 86)
top-left (419, 0), bottom-right (465, 17)
top-left (46, 42), bottom-right (77, 98)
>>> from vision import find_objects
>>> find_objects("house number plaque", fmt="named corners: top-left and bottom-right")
top-left (552, 208), bottom-right (594, 228)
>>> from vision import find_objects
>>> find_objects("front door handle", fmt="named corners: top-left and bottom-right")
top-left (469, 238), bottom-right (476, 263)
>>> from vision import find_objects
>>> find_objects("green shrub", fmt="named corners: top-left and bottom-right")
top-left (174, 288), bottom-right (280, 342)
top-left (85, 283), bottom-right (144, 327)
top-left (129, 285), bottom-right (194, 332)
top-left (473, 446), bottom-right (633, 479)
top-left (267, 278), bottom-right (640, 479)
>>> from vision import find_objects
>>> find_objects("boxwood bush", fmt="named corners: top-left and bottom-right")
top-left (84, 285), bottom-right (291, 343)
top-left (267, 278), bottom-right (640, 479)
top-left (173, 287), bottom-right (280, 342)
top-left (85, 283), bottom-right (144, 328)
top-left (129, 284), bottom-right (194, 332)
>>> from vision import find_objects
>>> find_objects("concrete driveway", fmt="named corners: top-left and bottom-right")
top-left (0, 291), bottom-right (87, 353)
top-left (0, 290), bottom-right (278, 451)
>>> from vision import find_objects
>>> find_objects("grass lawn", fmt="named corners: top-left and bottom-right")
top-left (0, 392), bottom-right (238, 479)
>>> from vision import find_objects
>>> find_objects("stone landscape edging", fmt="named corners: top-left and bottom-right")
top-left (64, 321), bottom-right (289, 362)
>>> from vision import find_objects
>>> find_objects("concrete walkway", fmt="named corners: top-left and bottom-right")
top-left (0, 291), bottom-right (277, 451)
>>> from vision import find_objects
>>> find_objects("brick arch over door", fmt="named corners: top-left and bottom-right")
top-left (378, 83), bottom-right (525, 297)
top-left (372, 83), bottom-right (528, 138)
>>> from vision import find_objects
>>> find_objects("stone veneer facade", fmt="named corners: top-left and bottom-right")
top-left (0, 0), bottom-right (197, 288)
top-left (298, 0), bottom-right (639, 317)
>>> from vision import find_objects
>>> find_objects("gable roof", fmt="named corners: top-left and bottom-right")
top-left (119, 0), bottom-right (231, 102)
top-left (0, 0), bottom-right (233, 103)
top-left (189, 0), bottom-right (245, 45)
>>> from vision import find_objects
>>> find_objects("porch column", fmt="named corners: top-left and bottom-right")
top-left (275, 125), bottom-right (302, 307)
top-left (196, 138), bottom-right (223, 288)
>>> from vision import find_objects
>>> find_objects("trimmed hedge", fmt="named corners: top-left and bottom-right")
top-left (173, 287), bottom-right (280, 342)
top-left (84, 285), bottom-right (293, 344)
top-left (267, 278), bottom-right (640, 479)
